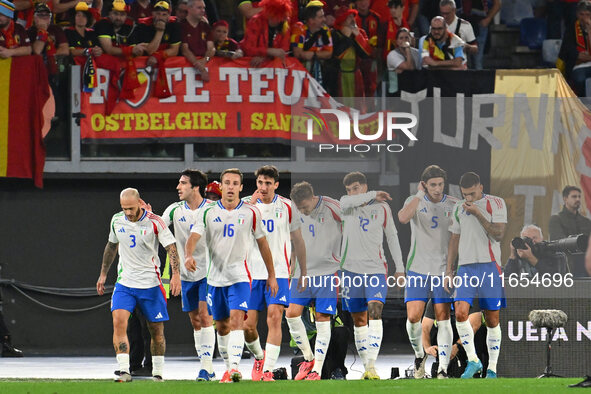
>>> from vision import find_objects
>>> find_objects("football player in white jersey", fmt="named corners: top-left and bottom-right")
top-left (286, 181), bottom-right (342, 380)
top-left (162, 169), bottom-right (215, 381)
top-left (185, 168), bottom-right (278, 383)
top-left (243, 165), bottom-right (307, 381)
top-left (96, 188), bottom-right (181, 383)
top-left (398, 165), bottom-right (458, 379)
top-left (445, 172), bottom-right (507, 379)
top-left (340, 172), bottom-right (404, 380)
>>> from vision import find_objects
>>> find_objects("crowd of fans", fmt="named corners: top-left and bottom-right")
top-left (0, 0), bottom-right (589, 136)
top-left (0, 0), bottom-right (582, 99)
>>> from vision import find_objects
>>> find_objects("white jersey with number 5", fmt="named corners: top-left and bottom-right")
top-left (191, 200), bottom-right (266, 287)
top-left (162, 199), bottom-right (210, 282)
top-left (247, 194), bottom-right (302, 280)
top-left (449, 194), bottom-right (507, 266)
top-left (404, 194), bottom-right (458, 275)
top-left (108, 210), bottom-right (176, 289)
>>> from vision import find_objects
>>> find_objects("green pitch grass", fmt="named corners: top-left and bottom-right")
top-left (0, 378), bottom-right (583, 393)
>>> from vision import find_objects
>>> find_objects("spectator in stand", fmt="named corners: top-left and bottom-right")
top-left (439, 0), bottom-right (477, 59)
top-left (54, 0), bottom-right (102, 27)
top-left (28, 4), bottom-right (69, 78)
top-left (460, 0), bottom-right (500, 69)
top-left (548, 0), bottom-right (579, 39)
top-left (384, 0), bottom-right (409, 57)
top-left (354, 0), bottom-right (383, 103)
top-left (241, 0), bottom-right (292, 67)
top-left (557, 0), bottom-right (591, 96)
top-left (174, 0), bottom-right (189, 22)
top-left (181, 0), bottom-right (215, 81)
top-left (291, 1), bottom-right (333, 85)
top-left (325, 7), bottom-right (371, 99)
top-left (138, 1), bottom-right (181, 67)
top-left (205, 180), bottom-right (222, 201)
top-left (96, 0), bottom-right (147, 56)
top-left (0, 0), bottom-right (32, 57)
top-left (66, 1), bottom-right (103, 56)
top-left (323, 0), bottom-right (352, 27)
top-left (372, 0), bottom-right (418, 28)
top-left (387, 26), bottom-right (417, 71)
top-left (212, 20), bottom-right (244, 58)
top-left (129, 0), bottom-right (153, 22)
top-left (421, 16), bottom-right (466, 69)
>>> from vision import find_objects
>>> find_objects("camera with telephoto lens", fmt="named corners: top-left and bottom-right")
top-left (511, 234), bottom-right (589, 258)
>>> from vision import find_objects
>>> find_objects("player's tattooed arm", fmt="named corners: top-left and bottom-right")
top-left (166, 243), bottom-right (182, 297)
top-left (97, 242), bottom-right (118, 295)
top-left (100, 241), bottom-right (118, 276)
top-left (165, 243), bottom-right (180, 275)
top-left (473, 211), bottom-right (506, 242)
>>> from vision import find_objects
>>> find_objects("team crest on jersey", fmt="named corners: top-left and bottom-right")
top-left (275, 208), bottom-right (283, 219)
top-left (370, 210), bottom-right (378, 220)
top-left (140, 229), bottom-right (148, 235)
top-left (318, 214), bottom-right (325, 223)
top-left (237, 214), bottom-right (245, 224)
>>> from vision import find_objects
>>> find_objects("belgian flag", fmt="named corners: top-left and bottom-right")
top-left (0, 55), bottom-right (49, 188)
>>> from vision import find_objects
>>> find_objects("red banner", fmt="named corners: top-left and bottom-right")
top-left (80, 56), bottom-right (340, 144)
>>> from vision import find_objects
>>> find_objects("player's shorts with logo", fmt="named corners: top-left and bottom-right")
top-left (181, 278), bottom-right (209, 312)
top-left (290, 275), bottom-right (338, 315)
top-left (405, 270), bottom-right (453, 304)
top-left (341, 270), bottom-right (387, 313)
top-left (111, 283), bottom-right (169, 322)
top-left (454, 262), bottom-right (506, 310)
top-left (207, 282), bottom-right (251, 321)
top-left (248, 278), bottom-right (290, 310)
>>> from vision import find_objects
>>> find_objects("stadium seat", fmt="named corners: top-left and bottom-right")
top-left (519, 18), bottom-right (547, 49)
top-left (542, 39), bottom-right (562, 65)
top-left (501, 0), bottom-right (534, 27)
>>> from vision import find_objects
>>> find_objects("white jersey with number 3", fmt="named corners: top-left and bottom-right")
top-left (108, 210), bottom-right (176, 289)
top-left (191, 200), bottom-right (265, 287)
top-left (247, 194), bottom-right (301, 280)
top-left (449, 194), bottom-right (507, 266)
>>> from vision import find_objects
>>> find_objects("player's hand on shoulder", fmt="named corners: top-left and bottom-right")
top-left (375, 191), bottom-right (392, 202)
top-left (139, 198), bottom-right (152, 212)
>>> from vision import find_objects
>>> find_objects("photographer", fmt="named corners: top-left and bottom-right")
top-left (505, 225), bottom-right (568, 276)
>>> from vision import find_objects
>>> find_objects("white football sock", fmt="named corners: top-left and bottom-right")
top-left (312, 321), bottom-right (331, 374)
top-left (193, 329), bottom-right (201, 357)
top-left (487, 324), bottom-right (501, 373)
top-left (456, 320), bottom-right (478, 362)
top-left (116, 353), bottom-right (130, 374)
top-left (200, 326), bottom-right (215, 373)
top-left (228, 330), bottom-right (245, 370)
top-left (245, 337), bottom-right (265, 360)
top-left (217, 332), bottom-right (230, 370)
top-left (366, 319), bottom-right (383, 369)
top-left (437, 319), bottom-right (453, 372)
top-left (287, 316), bottom-right (314, 361)
top-left (406, 319), bottom-right (424, 358)
top-left (152, 355), bottom-right (164, 377)
top-left (353, 325), bottom-right (369, 368)
top-left (263, 343), bottom-right (281, 372)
